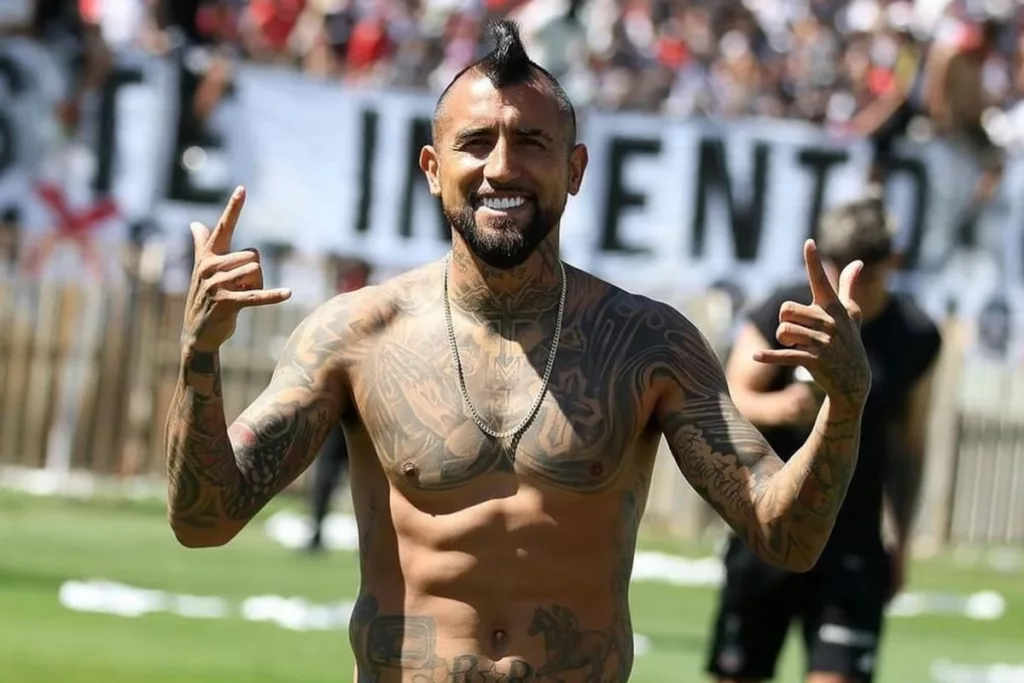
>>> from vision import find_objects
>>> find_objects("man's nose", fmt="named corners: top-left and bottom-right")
top-left (483, 138), bottom-right (519, 183)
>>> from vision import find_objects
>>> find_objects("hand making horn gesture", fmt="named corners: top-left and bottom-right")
top-left (181, 187), bottom-right (292, 353)
top-left (754, 239), bottom-right (872, 410)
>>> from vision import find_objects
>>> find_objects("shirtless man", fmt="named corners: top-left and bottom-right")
top-left (165, 20), bottom-right (871, 683)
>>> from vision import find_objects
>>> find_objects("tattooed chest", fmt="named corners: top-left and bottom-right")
top-left (350, 342), bottom-right (641, 493)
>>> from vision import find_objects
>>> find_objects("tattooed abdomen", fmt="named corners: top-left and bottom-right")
top-left (349, 594), bottom-right (635, 683)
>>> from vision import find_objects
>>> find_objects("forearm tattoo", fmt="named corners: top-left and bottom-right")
top-left (165, 349), bottom-right (237, 530)
top-left (650, 304), bottom-right (861, 570)
top-left (165, 302), bottom-right (350, 535)
top-left (755, 406), bottom-right (861, 567)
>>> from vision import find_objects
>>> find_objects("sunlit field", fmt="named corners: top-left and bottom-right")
top-left (1, 489), bottom-right (1022, 683)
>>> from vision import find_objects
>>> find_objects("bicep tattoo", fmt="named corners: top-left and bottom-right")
top-left (661, 387), bottom-right (782, 536)
top-left (652, 311), bottom-right (782, 535)
top-left (224, 304), bottom-right (351, 519)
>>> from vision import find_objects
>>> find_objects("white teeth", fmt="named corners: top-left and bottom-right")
top-left (481, 196), bottom-right (526, 210)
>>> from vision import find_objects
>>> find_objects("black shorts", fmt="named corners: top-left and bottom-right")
top-left (705, 537), bottom-right (892, 682)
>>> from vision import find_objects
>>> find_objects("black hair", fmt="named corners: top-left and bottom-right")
top-left (431, 19), bottom-right (578, 148)
top-left (980, 19), bottom-right (1004, 45)
top-left (817, 193), bottom-right (896, 266)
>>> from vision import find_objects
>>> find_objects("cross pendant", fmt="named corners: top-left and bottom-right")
top-left (496, 435), bottom-right (520, 465)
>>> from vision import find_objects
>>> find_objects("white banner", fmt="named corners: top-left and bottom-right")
top-left (2, 51), bottom-right (1023, 356)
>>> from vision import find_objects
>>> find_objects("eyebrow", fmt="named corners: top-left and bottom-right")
top-left (451, 126), bottom-right (555, 145)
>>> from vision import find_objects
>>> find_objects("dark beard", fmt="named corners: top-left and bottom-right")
top-left (444, 201), bottom-right (561, 270)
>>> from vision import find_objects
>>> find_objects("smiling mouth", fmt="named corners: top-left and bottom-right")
top-left (474, 195), bottom-right (532, 212)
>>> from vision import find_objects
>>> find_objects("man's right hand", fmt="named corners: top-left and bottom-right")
top-left (182, 187), bottom-right (292, 352)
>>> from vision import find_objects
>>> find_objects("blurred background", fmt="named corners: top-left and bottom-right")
top-left (2, 0), bottom-right (1024, 681)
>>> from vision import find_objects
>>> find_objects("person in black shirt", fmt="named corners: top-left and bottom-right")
top-left (705, 194), bottom-right (942, 683)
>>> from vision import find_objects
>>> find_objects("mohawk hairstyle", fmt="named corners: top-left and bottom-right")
top-left (432, 19), bottom-right (578, 148)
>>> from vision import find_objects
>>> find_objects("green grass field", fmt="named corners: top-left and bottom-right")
top-left (1, 489), bottom-right (1022, 683)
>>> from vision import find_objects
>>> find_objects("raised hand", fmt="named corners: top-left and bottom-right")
top-left (181, 187), bottom-right (291, 353)
top-left (754, 239), bottom-right (871, 410)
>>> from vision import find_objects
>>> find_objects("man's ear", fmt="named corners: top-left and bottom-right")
top-left (419, 145), bottom-right (441, 197)
top-left (567, 143), bottom-right (588, 196)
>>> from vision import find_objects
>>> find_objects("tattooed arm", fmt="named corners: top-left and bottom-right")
top-left (652, 311), bottom-right (865, 572)
top-left (165, 299), bottom-right (350, 548)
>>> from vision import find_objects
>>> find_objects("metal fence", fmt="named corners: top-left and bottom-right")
top-left (1, 261), bottom-right (1022, 548)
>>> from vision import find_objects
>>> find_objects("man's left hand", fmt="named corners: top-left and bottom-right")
top-left (754, 239), bottom-right (872, 412)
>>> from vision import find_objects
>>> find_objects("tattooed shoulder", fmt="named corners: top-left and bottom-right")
top-left (264, 266), bottom-right (440, 406)
top-left (599, 293), bottom-right (728, 402)
top-left (280, 278), bottom-right (415, 376)
top-left (632, 298), bottom-right (784, 549)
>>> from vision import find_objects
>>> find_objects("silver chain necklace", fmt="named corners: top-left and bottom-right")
top-left (442, 252), bottom-right (566, 444)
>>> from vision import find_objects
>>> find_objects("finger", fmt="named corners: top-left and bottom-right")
top-left (803, 239), bottom-right (838, 305)
top-left (753, 348), bottom-right (818, 366)
top-left (846, 298), bottom-right (864, 326)
top-left (189, 222), bottom-right (211, 257)
top-left (207, 186), bottom-right (246, 255)
top-left (208, 262), bottom-right (264, 291)
top-left (776, 322), bottom-right (829, 349)
top-left (779, 301), bottom-right (834, 331)
top-left (838, 259), bottom-right (864, 309)
top-left (221, 287), bottom-right (293, 308)
top-left (197, 248), bottom-right (260, 278)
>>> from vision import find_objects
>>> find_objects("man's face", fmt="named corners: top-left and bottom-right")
top-left (825, 255), bottom-right (896, 317)
top-left (420, 73), bottom-right (588, 270)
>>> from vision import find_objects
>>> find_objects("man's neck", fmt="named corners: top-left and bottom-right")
top-left (446, 239), bottom-right (563, 321)
top-left (861, 291), bottom-right (892, 324)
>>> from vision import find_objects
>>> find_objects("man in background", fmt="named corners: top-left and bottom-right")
top-left (705, 194), bottom-right (942, 683)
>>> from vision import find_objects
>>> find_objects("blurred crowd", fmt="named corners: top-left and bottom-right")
top-left (0, 1), bottom-right (1019, 136)
top-left (31, 0), bottom-right (1013, 124)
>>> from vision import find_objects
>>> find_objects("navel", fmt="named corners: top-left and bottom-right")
top-left (589, 462), bottom-right (604, 478)
top-left (493, 629), bottom-right (507, 646)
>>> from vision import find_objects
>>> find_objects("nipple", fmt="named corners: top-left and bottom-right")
top-left (400, 461), bottom-right (419, 477)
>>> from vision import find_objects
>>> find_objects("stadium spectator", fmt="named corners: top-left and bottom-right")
top-left (917, 13), bottom-right (1010, 271)
top-left (65, 0), bottom-right (1022, 128)
top-left (0, 0), bottom-right (111, 134)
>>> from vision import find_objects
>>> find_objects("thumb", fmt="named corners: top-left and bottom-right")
top-left (189, 221), bottom-right (211, 258)
top-left (838, 260), bottom-right (864, 319)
